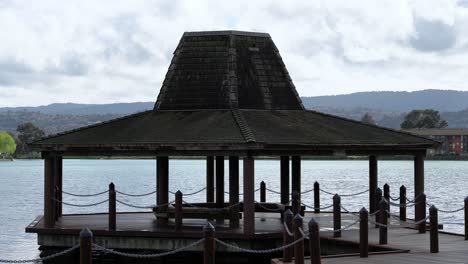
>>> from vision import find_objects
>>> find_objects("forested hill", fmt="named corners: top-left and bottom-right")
top-left (0, 102), bottom-right (154, 115)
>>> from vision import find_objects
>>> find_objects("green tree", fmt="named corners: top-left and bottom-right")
top-left (361, 113), bottom-right (376, 125)
top-left (16, 122), bottom-right (45, 154)
top-left (400, 109), bottom-right (448, 129)
top-left (0, 131), bottom-right (16, 158)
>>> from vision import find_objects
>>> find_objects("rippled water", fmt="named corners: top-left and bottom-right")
top-left (0, 159), bottom-right (467, 259)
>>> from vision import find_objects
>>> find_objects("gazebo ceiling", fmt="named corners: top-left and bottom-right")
top-left (31, 30), bottom-right (437, 155)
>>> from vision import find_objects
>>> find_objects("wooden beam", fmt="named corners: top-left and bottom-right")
top-left (206, 156), bottom-right (214, 203)
top-left (44, 157), bottom-right (55, 228)
top-left (369, 155), bottom-right (378, 213)
top-left (157, 156), bottom-right (169, 225)
top-left (291, 156), bottom-right (301, 199)
top-left (414, 153), bottom-right (425, 222)
top-left (243, 156), bottom-right (255, 236)
top-left (229, 156), bottom-right (240, 228)
top-left (280, 156), bottom-right (289, 204)
top-left (216, 156), bottom-right (225, 208)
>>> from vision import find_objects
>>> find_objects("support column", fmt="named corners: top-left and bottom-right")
top-left (206, 156), bottom-right (214, 203)
top-left (54, 156), bottom-right (63, 218)
top-left (369, 155), bottom-right (378, 213)
top-left (44, 157), bottom-right (55, 228)
top-left (157, 156), bottom-right (169, 225)
top-left (280, 156), bottom-right (290, 204)
top-left (216, 156), bottom-right (225, 208)
top-left (414, 153), bottom-right (425, 222)
top-left (291, 156), bottom-right (301, 199)
top-left (229, 156), bottom-right (240, 228)
top-left (243, 156), bottom-right (255, 235)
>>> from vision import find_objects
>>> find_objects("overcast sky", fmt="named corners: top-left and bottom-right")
top-left (1, 0), bottom-right (468, 107)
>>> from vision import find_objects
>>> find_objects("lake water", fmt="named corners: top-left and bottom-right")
top-left (0, 159), bottom-right (467, 260)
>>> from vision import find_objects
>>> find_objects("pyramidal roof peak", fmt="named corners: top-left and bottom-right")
top-left (155, 30), bottom-right (304, 111)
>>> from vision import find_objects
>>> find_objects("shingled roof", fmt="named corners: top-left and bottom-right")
top-left (32, 30), bottom-right (437, 156)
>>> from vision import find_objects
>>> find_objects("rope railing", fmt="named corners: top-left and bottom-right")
top-left (425, 203), bottom-right (465, 213)
top-left (53, 198), bottom-right (109, 207)
top-left (63, 189), bottom-right (109, 197)
top-left (254, 201), bottom-right (283, 212)
top-left (214, 236), bottom-right (306, 254)
top-left (116, 190), bottom-right (157, 197)
top-left (319, 188), bottom-right (369, 197)
top-left (301, 202), bottom-right (333, 210)
top-left (0, 244), bottom-right (79, 263)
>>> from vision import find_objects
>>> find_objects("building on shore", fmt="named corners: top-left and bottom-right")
top-left (404, 128), bottom-right (468, 155)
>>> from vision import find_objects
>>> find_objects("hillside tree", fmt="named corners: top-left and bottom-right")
top-left (16, 122), bottom-right (45, 154)
top-left (400, 109), bottom-right (448, 129)
top-left (361, 113), bottom-right (376, 125)
top-left (0, 131), bottom-right (16, 158)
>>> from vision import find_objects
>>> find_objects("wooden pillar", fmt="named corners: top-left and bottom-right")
top-left (206, 156), bottom-right (214, 203)
top-left (44, 157), bottom-right (55, 228)
top-left (229, 156), bottom-right (239, 228)
top-left (54, 156), bottom-right (63, 218)
top-left (80, 228), bottom-right (93, 264)
top-left (369, 155), bottom-right (378, 213)
top-left (157, 156), bottom-right (169, 225)
top-left (280, 156), bottom-right (290, 204)
top-left (216, 156), bottom-right (225, 208)
top-left (414, 153), bottom-right (425, 221)
top-left (291, 156), bottom-right (301, 199)
top-left (243, 156), bottom-right (255, 235)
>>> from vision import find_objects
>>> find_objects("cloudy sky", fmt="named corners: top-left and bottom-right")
top-left (1, 0), bottom-right (468, 107)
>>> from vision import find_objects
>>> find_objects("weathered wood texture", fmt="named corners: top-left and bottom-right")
top-left (369, 156), bottom-right (378, 213)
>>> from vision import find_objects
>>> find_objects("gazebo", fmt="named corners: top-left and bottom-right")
top-left (30, 31), bottom-right (436, 241)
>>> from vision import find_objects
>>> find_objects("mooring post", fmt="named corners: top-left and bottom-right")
top-left (108, 183), bottom-right (116, 231)
top-left (314, 181), bottom-right (320, 214)
top-left (260, 181), bottom-right (266, 203)
top-left (333, 194), bottom-right (341, 238)
top-left (204, 222), bottom-right (215, 264)
top-left (379, 199), bottom-right (388, 244)
top-left (359, 207), bottom-right (368, 258)
top-left (417, 193), bottom-right (427, 233)
top-left (429, 205), bottom-right (439, 253)
top-left (465, 197), bottom-right (468, 240)
top-left (383, 183), bottom-right (390, 214)
top-left (309, 218), bottom-right (321, 264)
top-left (292, 191), bottom-right (301, 216)
top-left (80, 227), bottom-right (92, 264)
top-left (400, 185), bottom-right (406, 221)
top-left (175, 191), bottom-right (183, 231)
top-left (283, 209), bottom-right (294, 262)
top-left (375, 188), bottom-right (382, 228)
top-left (293, 214), bottom-right (304, 264)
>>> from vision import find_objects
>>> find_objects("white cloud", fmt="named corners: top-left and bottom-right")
top-left (0, 0), bottom-right (468, 106)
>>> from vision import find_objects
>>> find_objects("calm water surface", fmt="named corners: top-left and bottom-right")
top-left (0, 159), bottom-right (467, 259)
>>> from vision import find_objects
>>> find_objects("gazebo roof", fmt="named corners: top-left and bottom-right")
top-left (32, 30), bottom-right (437, 156)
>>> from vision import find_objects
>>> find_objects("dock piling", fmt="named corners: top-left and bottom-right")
top-left (384, 183), bottom-right (390, 214)
top-left (309, 218), bottom-right (321, 264)
top-left (417, 193), bottom-right (427, 234)
top-left (283, 209), bottom-right (294, 262)
top-left (108, 183), bottom-right (116, 231)
top-left (429, 205), bottom-right (439, 253)
top-left (359, 207), bottom-right (368, 258)
top-left (375, 188), bottom-right (382, 228)
top-left (175, 191), bottom-right (183, 231)
top-left (333, 194), bottom-right (341, 238)
top-left (293, 214), bottom-right (304, 264)
top-left (80, 228), bottom-right (93, 264)
top-left (260, 181), bottom-right (266, 203)
top-left (400, 185), bottom-right (406, 221)
top-left (379, 199), bottom-right (388, 244)
top-left (314, 181), bottom-right (320, 214)
top-left (203, 222), bottom-right (215, 264)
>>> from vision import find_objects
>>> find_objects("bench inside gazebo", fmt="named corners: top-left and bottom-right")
top-left (26, 31), bottom-right (437, 248)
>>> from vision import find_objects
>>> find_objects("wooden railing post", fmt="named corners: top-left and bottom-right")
top-left (465, 197), bottom-right (468, 240)
top-left (314, 181), bottom-right (320, 214)
top-left (293, 214), bottom-right (304, 264)
top-left (359, 207), bottom-right (368, 258)
top-left (400, 185), bottom-right (406, 221)
top-left (309, 218), bottom-right (321, 264)
top-left (80, 228), bottom-right (92, 264)
top-left (379, 199), bottom-right (388, 244)
top-left (108, 183), bottom-right (116, 231)
top-left (292, 191), bottom-right (301, 215)
top-left (283, 209), bottom-right (294, 262)
top-left (333, 194), bottom-right (341, 238)
top-left (375, 188), bottom-right (382, 228)
top-left (429, 205), bottom-right (439, 253)
top-left (384, 183), bottom-right (390, 214)
top-left (204, 222), bottom-right (215, 264)
top-left (417, 193), bottom-right (427, 234)
top-left (54, 186), bottom-right (60, 221)
top-left (175, 191), bottom-right (183, 231)
top-left (260, 181), bottom-right (266, 203)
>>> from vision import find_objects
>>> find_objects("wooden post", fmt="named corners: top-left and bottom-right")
top-left (203, 222), bottom-right (215, 264)
top-left (260, 181), bottom-right (266, 203)
top-left (417, 193), bottom-right (427, 234)
top-left (175, 191), bottom-right (183, 231)
top-left (54, 186), bottom-right (60, 221)
top-left (229, 156), bottom-right (240, 228)
top-left (414, 154), bottom-right (425, 222)
top-left (333, 194), bottom-right (341, 238)
top-left (379, 199), bottom-right (388, 245)
top-left (359, 207), bottom-right (368, 258)
top-left (292, 191), bottom-right (300, 216)
top-left (157, 156), bottom-right (169, 225)
top-left (369, 155), bottom-right (378, 213)
top-left (44, 157), bottom-right (55, 228)
top-left (383, 183), bottom-right (390, 214)
top-left (280, 156), bottom-right (290, 205)
top-left (283, 209), bottom-right (293, 262)
top-left (309, 218), bottom-right (321, 264)
top-left (400, 185), bottom-right (406, 221)
top-left (54, 156), bottom-right (63, 218)
top-left (216, 156), bottom-right (225, 208)
top-left (465, 197), bottom-right (468, 240)
top-left (108, 183), bottom-right (116, 231)
top-left (375, 188), bottom-right (382, 228)
top-left (243, 156), bottom-right (255, 236)
top-left (80, 228), bottom-right (92, 264)
top-left (207, 156), bottom-right (215, 203)
top-left (429, 205), bottom-right (439, 253)
top-left (292, 156), bottom-right (301, 199)
top-left (293, 214), bottom-right (304, 264)
top-left (314, 181), bottom-right (320, 214)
